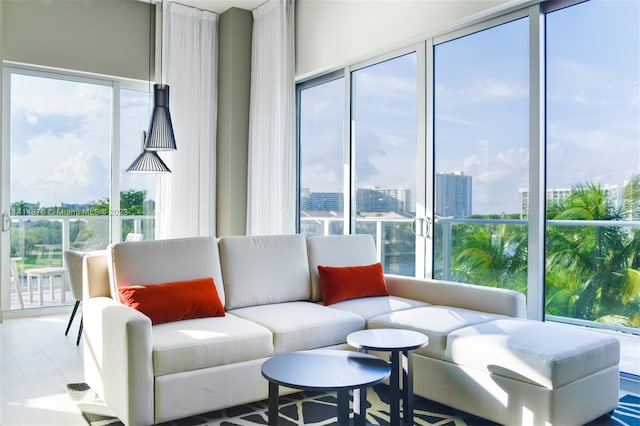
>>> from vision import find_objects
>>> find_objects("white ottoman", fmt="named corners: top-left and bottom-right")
top-left (445, 318), bottom-right (620, 425)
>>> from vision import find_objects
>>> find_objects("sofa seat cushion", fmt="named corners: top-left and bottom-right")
top-left (230, 301), bottom-right (365, 354)
top-left (446, 318), bottom-right (620, 388)
top-left (368, 305), bottom-right (507, 359)
top-left (152, 313), bottom-right (273, 376)
top-left (327, 296), bottom-right (429, 320)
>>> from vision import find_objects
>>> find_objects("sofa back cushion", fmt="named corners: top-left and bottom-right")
top-left (109, 236), bottom-right (225, 306)
top-left (219, 234), bottom-right (311, 309)
top-left (306, 234), bottom-right (378, 302)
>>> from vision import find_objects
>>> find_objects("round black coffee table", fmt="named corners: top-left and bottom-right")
top-left (261, 349), bottom-right (391, 425)
top-left (347, 328), bottom-right (428, 425)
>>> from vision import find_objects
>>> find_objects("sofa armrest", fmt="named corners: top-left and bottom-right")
top-left (385, 274), bottom-right (527, 318)
top-left (83, 297), bottom-right (154, 426)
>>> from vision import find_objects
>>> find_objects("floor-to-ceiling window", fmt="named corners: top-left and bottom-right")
top-left (298, 74), bottom-right (346, 236)
top-left (433, 17), bottom-right (529, 294)
top-left (3, 65), bottom-right (153, 311)
top-left (545, 0), bottom-right (640, 329)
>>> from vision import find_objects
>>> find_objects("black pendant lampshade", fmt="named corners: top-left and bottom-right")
top-left (144, 84), bottom-right (176, 151)
top-left (126, 130), bottom-right (171, 173)
top-left (126, 149), bottom-right (171, 173)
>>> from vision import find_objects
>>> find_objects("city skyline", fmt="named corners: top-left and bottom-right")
top-left (302, 171), bottom-right (634, 219)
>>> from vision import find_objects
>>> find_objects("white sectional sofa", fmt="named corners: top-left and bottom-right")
top-left (82, 234), bottom-right (620, 425)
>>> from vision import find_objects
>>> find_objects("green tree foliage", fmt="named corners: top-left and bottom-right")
top-left (452, 222), bottom-right (528, 294)
top-left (9, 190), bottom-right (154, 265)
top-left (446, 177), bottom-right (639, 329)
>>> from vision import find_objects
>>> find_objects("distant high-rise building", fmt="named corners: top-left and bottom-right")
top-left (301, 191), bottom-right (344, 212)
top-left (519, 184), bottom-right (619, 218)
top-left (519, 187), bottom-right (571, 218)
top-left (435, 172), bottom-right (472, 218)
top-left (379, 188), bottom-right (411, 212)
top-left (356, 188), bottom-right (411, 213)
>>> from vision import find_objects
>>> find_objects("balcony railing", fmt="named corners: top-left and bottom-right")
top-left (10, 214), bottom-right (154, 253)
top-left (9, 215), bottom-right (154, 310)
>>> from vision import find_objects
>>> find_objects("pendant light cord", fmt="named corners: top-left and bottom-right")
top-left (159, 0), bottom-right (164, 86)
top-left (148, 1), bottom-right (152, 117)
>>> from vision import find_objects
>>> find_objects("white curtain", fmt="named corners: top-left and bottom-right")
top-left (155, 2), bottom-right (218, 239)
top-left (246, 0), bottom-right (296, 235)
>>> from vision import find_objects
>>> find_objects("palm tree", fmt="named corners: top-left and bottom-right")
top-left (451, 221), bottom-right (528, 294)
top-left (546, 180), bottom-right (640, 326)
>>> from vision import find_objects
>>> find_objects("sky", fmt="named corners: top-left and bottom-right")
top-left (300, 0), bottom-right (639, 216)
top-left (9, 74), bottom-right (155, 208)
top-left (7, 0), bottom-right (639, 216)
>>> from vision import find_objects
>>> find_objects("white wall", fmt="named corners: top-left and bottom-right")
top-left (295, 0), bottom-right (515, 79)
top-left (1, 0), bottom-right (151, 80)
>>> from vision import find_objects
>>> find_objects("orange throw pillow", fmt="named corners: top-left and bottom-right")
top-left (118, 277), bottom-right (225, 325)
top-left (318, 262), bottom-right (389, 305)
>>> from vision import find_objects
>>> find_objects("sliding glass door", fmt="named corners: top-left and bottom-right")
top-left (1, 65), bottom-right (153, 312)
top-left (352, 53), bottom-right (418, 276)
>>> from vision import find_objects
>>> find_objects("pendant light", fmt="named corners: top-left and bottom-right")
top-left (126, 132), bottom-right (171, 173)
top-left (146, 0), bottom-right (176, 151)
top-left (127, 0), bottom-right (175, 173)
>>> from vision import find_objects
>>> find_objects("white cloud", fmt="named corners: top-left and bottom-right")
top-left (547, 58), bottom-right (639, 108)
top-left (474, 80), bottom-right (528, 100)
top-left (12, 75), bottom-right (111, 117)
top-left (11, 128), bottom-right (109, 206)
top-left (309, 101), bottom-right (335, 123)
top-left (377, 132), bottom-right (406, 148)
top-left (447, 147), bottom-right (529, 214)
top-left (435, 114), bottom-right (486, 128)
top-left (436, 78), bottom-right (528, 107)
top-left (355, 69), bottom-right (415, 101)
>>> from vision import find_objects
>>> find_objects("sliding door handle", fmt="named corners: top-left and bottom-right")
top-left (411, 218), bottom-right (421, 236)
top-left (411, 217), bottom-right (432, 239)
top-left (2, 211), bottom-right (11, 232)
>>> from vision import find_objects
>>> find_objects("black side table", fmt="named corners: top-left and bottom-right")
top-left (347, 328), bottom-right (429, 425)
top-left (261, 349), bottom-right (391, 425)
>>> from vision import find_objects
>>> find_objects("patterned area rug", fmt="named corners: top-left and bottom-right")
top-left (67, 382), bottom-right (639, 426)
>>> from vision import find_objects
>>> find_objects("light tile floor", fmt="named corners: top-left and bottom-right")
top-left (1, 313), bottom-right (85, 425)
top-left (1, 312), bottom-right (638, 426)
